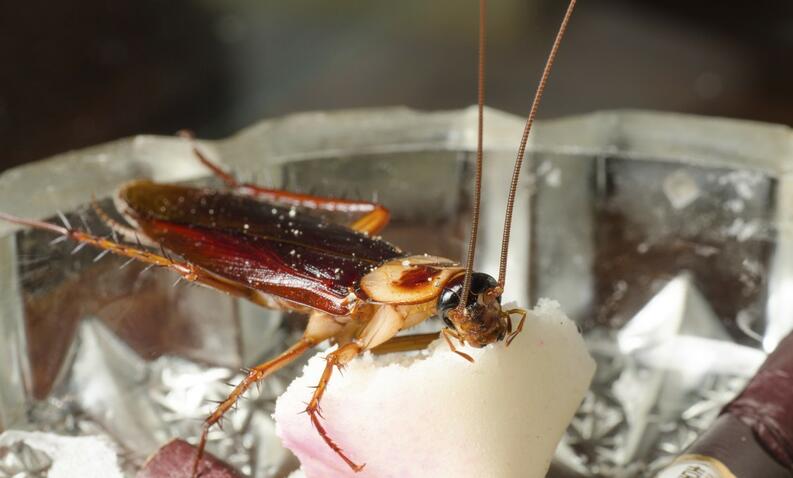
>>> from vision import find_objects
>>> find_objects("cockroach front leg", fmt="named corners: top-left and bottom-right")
top-left (442, 328), bottom-right (474, 362)
top-left (504, 308), bottom-right (527, 346)
top-left (192, 338), bottom-right (316, 478)
top-left (304, 342), bottom-right (365, 472)
top-left (191, 312), bottom-right (343, 478)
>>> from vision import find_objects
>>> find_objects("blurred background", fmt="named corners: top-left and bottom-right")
top-left (1, 0), bottom-right (792, 172)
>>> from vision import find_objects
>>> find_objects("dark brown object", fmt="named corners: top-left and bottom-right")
top-left (590, 184), bottom-right (772, 337)
top-left (0, 0), bottom-right (228, 172)
top-left (137, 439), bottom-right (242, 478)
top-left (674, 414), bottom-right (789, 478)
top-left (661, 331), bottom-right (793, 477)
top-left (724, 331), bottom-right (793, 469)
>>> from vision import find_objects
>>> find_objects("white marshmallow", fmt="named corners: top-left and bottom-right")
top-left (274, 299), bottom-right (594, 478)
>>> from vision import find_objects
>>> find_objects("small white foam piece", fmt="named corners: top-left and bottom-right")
top-left (274, 299), bottom-right (595, 478)
top-left (0, 430), bottom-right (123, 478)
top-left (663, 169), bottom-right (700, 210)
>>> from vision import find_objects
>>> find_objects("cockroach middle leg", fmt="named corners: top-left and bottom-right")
top-left (192, 332), bottom-right (330, 478)
top-left (504, 308), bottom-right (527, 346)
top-left (305, 342), bottom-right (365, 472)
top-left (303, 303), bottom-right (417, 471)
top-left (176, 130), bottom-right (238, 189)
top-left (371, 332), bottom-right (441, 355)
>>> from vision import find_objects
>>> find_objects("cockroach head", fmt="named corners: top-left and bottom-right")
top-left (437, 272), bottom-right (507, 347)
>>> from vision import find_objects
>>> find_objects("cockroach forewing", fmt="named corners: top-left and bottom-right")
top-left (118, 181), bottom-right (404, 315)
top-left (119, 181), bottom-right (399, 261)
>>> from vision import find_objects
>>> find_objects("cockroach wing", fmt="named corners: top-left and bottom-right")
top-left (360, 255), bottom-right (464, 305)
top-left (118, 181), bottom-right (404, 315)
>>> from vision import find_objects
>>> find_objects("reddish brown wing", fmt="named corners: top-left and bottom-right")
top-left (119, 181), bottom-right (404, 315)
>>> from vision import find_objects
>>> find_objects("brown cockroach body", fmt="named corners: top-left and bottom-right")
top-left (0, 0), bottom-right (577, 474)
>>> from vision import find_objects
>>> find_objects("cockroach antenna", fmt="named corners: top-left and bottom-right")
top-left (458, 0), bottom-right (488, 307)
top-left (497, 0), bottom-right (577, 287)
top-left (459, 0), bottom-right (577, 302)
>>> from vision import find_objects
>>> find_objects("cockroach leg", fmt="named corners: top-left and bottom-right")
top-left (90, 196), bottom-right (154, 246)
top-left (299, 306), bottom-right (416, 470)
top-left (0, 211), bottom-right (272, 305)
top-left (182, 137), bottom-right (391, 235)
top-left (305, 342), bottom-right (365, 472)
top-left (370, 332), bottom-right (441, 355)
top-left (192, 334), bottom-right (323, 478)
top-left (356, 304), bottom-right (405, 350)
top-left (504, 308), bottom-right (527, 346)
top-left (348, 207), bottom-right (389, 235)
top-left (0, 211), bottom-right (197, 276)
top-left (177, 129), bottom-right (237, 188)
top-left (442, 328), bottom-right (474, 363)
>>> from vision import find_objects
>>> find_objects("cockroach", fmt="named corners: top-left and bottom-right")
top-left (0, 0), bottom-right (577, 475)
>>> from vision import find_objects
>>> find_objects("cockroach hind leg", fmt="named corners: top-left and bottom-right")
top-left (190, 336), bottom-right (318, 478)
top-left (505, 308), bottom-right (528, 346)
top-left (0, 211), bottom-right (199, 282)
top-left (15, 214), bottom-right (294, 304)
top-left (90, 195), bottom-right (150, 246)
top-left (304, 342), bottom-right (365, 472)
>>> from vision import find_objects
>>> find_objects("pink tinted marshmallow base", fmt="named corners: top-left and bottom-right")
top-left (274, 299), bottom-right (595, 478)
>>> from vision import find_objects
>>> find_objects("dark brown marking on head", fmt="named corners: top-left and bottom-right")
top-left (393, 266), bottom-right (441, 289)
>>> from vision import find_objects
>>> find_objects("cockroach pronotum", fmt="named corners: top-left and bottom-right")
top-left (0, 0), bottom-right (577, 475)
